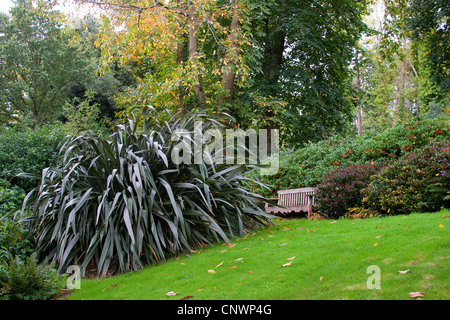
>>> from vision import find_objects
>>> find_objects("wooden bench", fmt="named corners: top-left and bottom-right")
top-left (265, 187), bottom-right (318, 219)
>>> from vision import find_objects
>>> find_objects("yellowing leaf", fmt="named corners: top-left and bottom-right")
top-left (215, 261), bottom-right (224, 268)
top-left (320, 276), bottom-right (324, 281)
top-left (226, 266), bottom-right (238, 269)
top-left (439, 224), bottom-right (444, 228)
top-left (409, 292), bottom-right (424, 298)
top-left (374, 243), bottom-right (381, 246)
top-left (281, 261), bottom-right (293, 267)
top-left (286, 256), bottom-right (296, 261)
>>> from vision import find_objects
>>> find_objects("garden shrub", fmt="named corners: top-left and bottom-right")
top-left (0, 211), bottom-right (34, 265)
top-left (19, 110), bottom-right (273, 276)
top-left (0, 253), bottom-right (63, 300)
top-left (316, 163), bottom-right (380, 219)
top-left (0, 179), bottom-right (25, 217)
top-left (362, 141), bottom-right (450, 215)
top-left (251, 117), bottom-right (450, 198)
top-left (0, 124), bottom-right (69, 191)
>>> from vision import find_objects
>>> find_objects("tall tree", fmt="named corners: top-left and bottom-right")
top-left (236, 0), bottom-right (367, 145)
top-left (409, 0), bottom-right (449, 93)
top-left (79, 0), bottom-right (252, 124)
top-left (0, 0), bottom-right (93, 127)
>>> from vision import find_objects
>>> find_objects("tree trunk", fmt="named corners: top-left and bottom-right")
top-left (176, 40), bottom-right (185, 112)
top-left (188, 13), bottom-right (206, 107)
top-left (218, 0), bottom-right (241, 117)
top-left (261, 15), bottom-right (285, 153)
top-left (355, 49), bottom-right (362, 136)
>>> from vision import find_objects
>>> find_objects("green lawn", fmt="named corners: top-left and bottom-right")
top-left (66, 209), bottom-right (450, 300)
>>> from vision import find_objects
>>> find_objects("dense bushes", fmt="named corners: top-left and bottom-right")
top-left (248, 117), bottom-right (450, 218)
top-left (0, 124), bottom-right (69, 192)
top-left (0, 253), bottom-right (63, 300)
top-left (0, 124), bottom-right (70, 299)
top-left (252, 117), bottom-right (450, 198)
top-left (0, 179), bottom-right (25, 217)
top-left (362, 141), bottom-right (450, 215)
top-left (19, 110), bottom-right (273, 276)
top-left (316, 163), bottom-right (380, 218)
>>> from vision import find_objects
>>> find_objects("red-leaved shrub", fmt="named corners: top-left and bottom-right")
top-left (316, 163), bottom-right (380, 218)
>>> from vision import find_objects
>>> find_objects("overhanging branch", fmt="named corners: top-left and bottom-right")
top-left (80, 0), bottom-right (191, 17)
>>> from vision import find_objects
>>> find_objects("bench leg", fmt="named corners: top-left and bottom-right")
top-left (308, 204), bottom-right (312, 220)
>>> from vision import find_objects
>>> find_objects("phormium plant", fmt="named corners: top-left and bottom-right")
top-left (19, 109), bottom-right (274, 276)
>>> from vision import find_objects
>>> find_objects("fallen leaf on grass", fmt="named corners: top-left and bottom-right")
top-left (279, 243), bottom-right (288, 247)
top-left (281, 261), bottom-right (293, 267)
top-left (329, 221), bottom-right (337, 224)
top-left (375, 235), bottom-right (381, 238)
top-left (374, 243), bottom-right (381, 246)
top-left (235, 257), bottom-right (244, 262)
top-left (179, 295), bottom-right (196, 300)
top-left (320, 276), bottom-right (324, 282)
top-left (166, 291), bottom-right (179, 297)
top-left (439, 224), bottom-right (444, 228)
top-left (398, 270), bottom-right (410, 274)
top-left (215, 261), bottom-right (224, 268)
top-left (409, 292), bottom-right (424, 298)
top-left (208, 269), bottom-right (216, 274)
top-left (102, 283), bottom-right (117, 292)
top-left (286, 256), bottom-right (296, 261)
top-left (226, 266), bottom-right (238, 269)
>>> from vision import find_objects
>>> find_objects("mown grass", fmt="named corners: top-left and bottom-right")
top-left (66, 209), bottom-right (450, 300)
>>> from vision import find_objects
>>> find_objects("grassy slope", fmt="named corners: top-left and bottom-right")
top-left (67, 209), bottom-right (450, 300)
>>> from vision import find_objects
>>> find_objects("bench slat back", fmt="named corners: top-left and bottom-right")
top-left (278, 187), bottom-right (317, 207)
